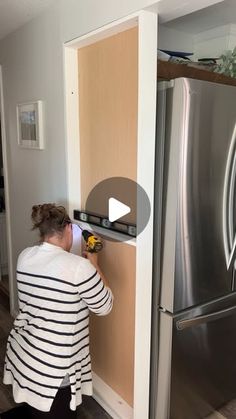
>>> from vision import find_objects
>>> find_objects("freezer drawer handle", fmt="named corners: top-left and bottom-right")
top-left (176, 305), bottom-right (236, 330)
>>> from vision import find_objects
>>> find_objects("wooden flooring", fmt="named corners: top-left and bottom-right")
top-left (0, 291), bottom-right (111, 418)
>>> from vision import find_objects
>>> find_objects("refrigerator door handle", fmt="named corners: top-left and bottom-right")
top-left (223, 122), bottom-right (236, 270)
top-left (176, 304), bottom-right (236, 330)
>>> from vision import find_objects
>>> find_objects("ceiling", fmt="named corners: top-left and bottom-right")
top-left (0, 0), bottom-right (55, 41)
top-left (0, 0), bottom-right (236, 40)
top-left (162, 0), bottom-right (236, 34)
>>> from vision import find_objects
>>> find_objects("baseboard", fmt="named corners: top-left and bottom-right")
top-left (92, 372), bottom-right (133, 419)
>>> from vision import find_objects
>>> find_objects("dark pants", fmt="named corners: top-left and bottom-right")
top-left (1, 387), bottom-right (77, 419)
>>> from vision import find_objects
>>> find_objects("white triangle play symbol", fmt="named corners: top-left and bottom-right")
top-left (108, 197), bottom-right (131, 222)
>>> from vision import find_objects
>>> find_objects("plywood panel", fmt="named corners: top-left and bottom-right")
top-left (78, 26), bottom-right (138, 207)
top-left (90, 240), bottom-right (136, 407)
top-left (78, 27), bottom-right (138, 407)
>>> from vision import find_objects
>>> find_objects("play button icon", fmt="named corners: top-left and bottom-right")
top-left (108, 198), bottom-right (131, 222)
top-left (77, 176), bottom-right (150, 242)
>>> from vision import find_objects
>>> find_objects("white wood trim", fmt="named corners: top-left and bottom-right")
top-left (133, 11), bottom-right (157, 419)
top-left (93, 372), bottom-right (133, 419)
top-left (63, 47), bottom-right (81, 219)
top-left (0, 66), bottom-right (15, 315)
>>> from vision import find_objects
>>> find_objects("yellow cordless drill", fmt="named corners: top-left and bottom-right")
top-left (81, 229), bottom-right (103, 253)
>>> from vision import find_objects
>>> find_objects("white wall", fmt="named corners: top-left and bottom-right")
top-left (0, 0), bottom-right (157, 311)
top-left (158, 25), bottom-right (194, 52)
top-left (194, 24), bottom-right (236, 59)
top-left (159, 20), bottom-right (236, 61)
top-left (0, 3), bottom-right (65, 310)
top-left (59, 0), bottom-right (158, 42)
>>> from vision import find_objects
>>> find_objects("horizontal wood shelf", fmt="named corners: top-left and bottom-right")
top-left (157, 59), bottom-right (236, 87)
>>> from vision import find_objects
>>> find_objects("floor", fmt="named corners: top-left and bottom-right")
top-left (0, 289), bottom-right (111, 418)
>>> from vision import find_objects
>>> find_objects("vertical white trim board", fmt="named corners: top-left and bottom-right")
top-left (0, 65), bottom-right (15, 315)
top-left (64, 10), bottom-right (158, 419)
top-left (134, 10), bottom-right (157, 419)
top-left (63, 47), bottom-right (81, 219)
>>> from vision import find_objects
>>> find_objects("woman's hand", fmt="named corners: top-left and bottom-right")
top-left (84, 251), bottom-right (99, 268)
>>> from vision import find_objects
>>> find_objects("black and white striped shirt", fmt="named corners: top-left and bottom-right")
top-left (3, 242), bottom-right (113, 412)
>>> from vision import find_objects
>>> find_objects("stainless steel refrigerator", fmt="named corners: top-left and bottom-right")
top-left (151, 77), bottom-right (236, 419)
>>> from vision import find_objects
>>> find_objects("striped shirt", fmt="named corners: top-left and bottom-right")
top-left (3, 242), bottom-right (113, 412)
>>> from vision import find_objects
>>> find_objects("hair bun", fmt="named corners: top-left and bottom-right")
top-left (31, 203), bottom-right (70, 239)
top-left (31, 204), bottom-right (43, 228)
top-left (31, 203), bottom-right (56, 228)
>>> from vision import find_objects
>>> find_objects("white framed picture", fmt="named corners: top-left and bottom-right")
top-left (16, 100), bottom-right (44, 149)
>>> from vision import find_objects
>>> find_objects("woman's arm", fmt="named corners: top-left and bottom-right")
top-left (85, 252), bottom-right (110, 288)
top-left (77, 252), bottom-right (113, 316)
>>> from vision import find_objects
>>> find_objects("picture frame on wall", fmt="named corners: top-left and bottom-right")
top-left (16, 100), bottom-right (44, 149)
